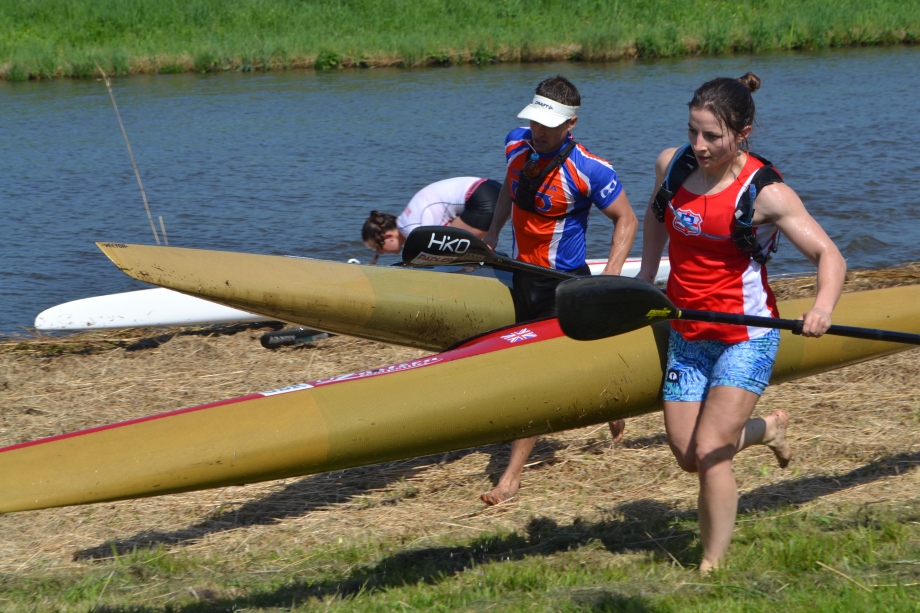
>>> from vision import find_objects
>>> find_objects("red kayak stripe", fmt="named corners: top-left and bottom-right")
top-left (0, 318), bottom-right (566, 454)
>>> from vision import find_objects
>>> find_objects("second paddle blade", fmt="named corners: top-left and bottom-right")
top-left (556, 276), bottom-right (679, 340)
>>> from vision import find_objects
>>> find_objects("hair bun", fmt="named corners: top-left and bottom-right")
top-left (737, 72), bottom-right (761, 93)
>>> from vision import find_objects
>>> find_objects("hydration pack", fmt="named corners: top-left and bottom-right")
top-left (514, 140), bottom-right (577, 218)
top-left (651, 144), bottom-right (784, 265)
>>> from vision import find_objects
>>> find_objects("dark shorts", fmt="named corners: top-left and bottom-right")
top-left (458, 179), bottom-right (500, 231)
top-left (511, 264), bottom-right (591, 323)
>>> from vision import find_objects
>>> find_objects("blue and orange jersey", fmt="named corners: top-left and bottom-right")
top-left (505, 127), bottom-right (623, 271)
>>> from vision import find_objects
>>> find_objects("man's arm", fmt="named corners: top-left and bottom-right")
top-left (598, 191), bottom-right (638, 275)
top-left (636, 206), bottom-right (669, 284)
top-left (482, 177), bottom-right (512, 249)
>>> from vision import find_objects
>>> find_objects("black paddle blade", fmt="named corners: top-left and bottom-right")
top-left (402, 225), bottom-right (574, 279)
top-left (402, 226), bottom-right (491, 267)
top-left (556, 276), bottom-right (679, 340)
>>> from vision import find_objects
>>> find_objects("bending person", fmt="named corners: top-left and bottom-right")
top-left (634, 73), bottom-right (846, 573)
top-left (362, 177), bottom-right (500, 263)
top-left (480, 74), bottom-right (638, 506)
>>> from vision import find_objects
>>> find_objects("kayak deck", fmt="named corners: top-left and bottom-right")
top-left (96, 243), bottom-right (515, 350)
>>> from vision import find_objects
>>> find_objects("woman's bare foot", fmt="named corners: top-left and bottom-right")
top-left (608, 419), bottom-right (626, 444)
top-left (481, 481), bottom-right (519, 506)
top-left (763, 409), bottom-right (791, 469)
top-left (699, 558), bottom-right (717, 575)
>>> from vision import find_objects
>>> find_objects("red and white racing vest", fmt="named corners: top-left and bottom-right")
top-left (665, 154), bottom-right (779, 342)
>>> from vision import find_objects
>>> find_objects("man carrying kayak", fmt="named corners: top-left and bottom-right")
top-left (362, 177), bottom-right (500, 264)
top-left (480, 75), bottom-right (639, 505)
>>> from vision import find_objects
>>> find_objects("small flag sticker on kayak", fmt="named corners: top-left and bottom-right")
top-left (501, 328), bottom-right (538, 343)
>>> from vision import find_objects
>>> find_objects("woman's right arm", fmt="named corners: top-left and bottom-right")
top-left (635, 148), bottom-right (677, 284)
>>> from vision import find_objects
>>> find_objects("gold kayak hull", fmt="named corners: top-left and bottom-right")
top-left (96, 242), bottom-right (515, 351)
top-left (1, 286), bottom-right (918, 513)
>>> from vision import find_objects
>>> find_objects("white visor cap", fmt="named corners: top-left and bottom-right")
top-left (517, 95), bottom-right (579, 128)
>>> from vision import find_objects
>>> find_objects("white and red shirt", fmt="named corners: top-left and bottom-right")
top-left (396, 177), bottom-right (488, 237)
top-left (666, 153), bottom-right (779, 342)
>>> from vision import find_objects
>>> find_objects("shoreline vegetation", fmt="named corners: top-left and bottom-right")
top-left (1, 265), bottom-right (919, 610)
top-left (1, 0), bottom-right (918, 81)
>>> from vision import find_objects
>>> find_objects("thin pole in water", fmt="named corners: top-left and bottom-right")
top-left (95, 63), bottom-right (160, 246)
top-left (158, 215), bottom-right (169, 246)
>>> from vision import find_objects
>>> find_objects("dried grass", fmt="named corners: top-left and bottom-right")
top-left (770, 260), bottom-right (920, 301)
top-left (0, 264), bottom-right (918, 576)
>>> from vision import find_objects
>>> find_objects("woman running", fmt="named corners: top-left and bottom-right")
top-left (362, 177), bottom-right (500, 263)
top-left (635, 73), bottom-right (846, 573)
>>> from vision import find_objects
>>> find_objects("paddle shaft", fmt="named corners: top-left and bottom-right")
top-left (489, 253), bottom-right (575, 280)
top-left (555, 275), bottom-right (920, 346)
top-left (681, 309), bottom-right (920, 345)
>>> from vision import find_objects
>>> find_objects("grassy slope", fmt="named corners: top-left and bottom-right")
top-left (1, 0), bottom-right (918, 79)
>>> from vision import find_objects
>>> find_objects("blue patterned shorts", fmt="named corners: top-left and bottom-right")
top-left (662, 328), bottom-right (781, 402)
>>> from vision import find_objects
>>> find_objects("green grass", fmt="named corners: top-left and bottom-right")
top-left (3, 502), bottom-right (919, 611)
top-left (0, 0), bottom-right (918, 79)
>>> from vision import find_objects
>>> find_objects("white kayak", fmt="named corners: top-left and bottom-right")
top-left (588, 257), bottom-right (669, 278)
top-left (34, 257), bottom-right (671, 331)
top-left (34, 287), bottom-right (268, 330)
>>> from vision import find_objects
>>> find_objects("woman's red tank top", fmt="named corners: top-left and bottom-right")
top-left (665, 153), bottom-right (779, 342)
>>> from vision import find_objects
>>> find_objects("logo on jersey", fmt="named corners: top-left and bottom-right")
top-left (599, 179), bottom-right (619, 199)
top-left (672, 208), bottom-right (703, 236)
top-left (510, 179), bottom-right (553, 212)
top-left (427, 233), bottom-right (470, 253)
top-left (501, 328), bottom-right (538, 343)
top-left (534, 191), bottom-right (553, 212)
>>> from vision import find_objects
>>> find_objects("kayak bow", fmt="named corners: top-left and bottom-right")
top-left (92, 243), bottom-right (671, 342)
top-left (96, 242), bottom-right (515, 350)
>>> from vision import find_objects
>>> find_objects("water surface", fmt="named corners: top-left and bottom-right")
top-left (1, 47), bottom-right (917, 333)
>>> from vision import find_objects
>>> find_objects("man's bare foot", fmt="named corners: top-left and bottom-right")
top-left (763, 409), bottom-right (791, 469)
top-left (481, 482), bottom-right (519, 506)
top-left (608, 419), bottom-right (626, 445)
top-left (699, 558), bottom-right (717, 575)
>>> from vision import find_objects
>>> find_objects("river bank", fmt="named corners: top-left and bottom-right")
top-left (1, 0), bottom-right (918, 80)
top-left (0, 266), bottom-right (919, 609)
